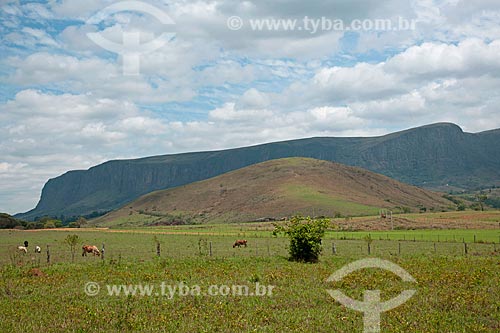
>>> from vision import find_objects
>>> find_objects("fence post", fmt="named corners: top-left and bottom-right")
top-left (473, 235), bottom-right (476, 243)
top-left (101, 243), bottom-right (105, 260)
top-left (209, 241), bottom-right (212, 257)
top-left (46, 245), bottom-right (50, 264)
top-left (156, 242), bottom-right (161, 257)
top-left (464, 242), bottom-right (468, 255)
top-left (398, 242), bottom-right (401, 255)
top-left (332, 242), bottom-right (336, 255)
top-left (434, 243), bottom-right (436, 253)
top-left (267, 240), bottom-right (270, 256)
top-left (367, 242), bottom-right (371, 255)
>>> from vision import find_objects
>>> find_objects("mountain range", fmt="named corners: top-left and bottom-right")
top-left (16, 122), bottom-right (500, 221)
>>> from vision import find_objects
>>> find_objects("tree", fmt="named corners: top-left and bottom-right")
top-left (364, 234), bottom-right (373, 255)
top-left (456, 202), bottom-right (466, 211)
top-left (273, 215), bottom-right (330, 263)
top-left (44, 221), bottom-right (56, 229)
top-left (476, 194), bottom-right (488, 211)
top-left (0, 213), bottom-right (22, 229)
top-left (76, 217), bottom-right (87, 228)
top-left (37, 216), bottom-right (52, 223)
top-left (64, 234), bottom-right (80, 262)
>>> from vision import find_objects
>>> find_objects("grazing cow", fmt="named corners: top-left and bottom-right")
top-left (17, 246), bottom-right (28, 253)
top-left (233, 239), bottom-right (248, 248)
top-left (34, 246), bottom-right (41, 253)
top-left (82, 245), bottom-right (101, 257)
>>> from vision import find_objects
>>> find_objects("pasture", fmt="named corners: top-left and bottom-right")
top-left (0, 218), bottom-right (499, 332)
top-left (1, 227), bottom-right (499, 265)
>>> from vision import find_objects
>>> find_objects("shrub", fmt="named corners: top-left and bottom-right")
top-left (470, 203), bottom-right (481, 211)
top-left (333, 212), bottom-right (343, 218)
top-left (457, 202), bottom-right (466, 211)
top-left (64, 234), bottom-right (80, 262)
top-left (273, 215), bottom-right (330, 263)
top-left (44, 221), bottom-right (56, 229)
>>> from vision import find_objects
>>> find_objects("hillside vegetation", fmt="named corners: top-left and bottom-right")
top-left (94, 158), bottom-right (454, 227)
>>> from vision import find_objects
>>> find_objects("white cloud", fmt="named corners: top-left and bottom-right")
top-left (117, 116), bottom-right (167, 135)
top-left (6, 52), bottom-right (197, 103)
top-left (236, 88), bottom-right (270, 109)
top-left (279, 38), bottom-right (500, 109)
top-left (2, 0), bottom-right (500, 215)
top-left (386, 39), bottom-right (500, 78)
top-left (209, 102), bottom-right (273, 122)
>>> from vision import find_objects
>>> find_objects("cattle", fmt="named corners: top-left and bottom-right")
top-left (34, 246), bottom-right (41, 253)
top-left (17, 246), bottom-right (28, 253)
top-left (82, 245), bottom-right (101, 256)
top-left (233, 239), bottom-right (248, 248)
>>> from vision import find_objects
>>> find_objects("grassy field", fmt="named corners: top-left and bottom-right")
top-left (1, 229), bottom-right (499, 267)
top-left (284, 184), bottom-right (380, 216)
top-left (0, 250), bottom-right (498, 332)
top-left (94, 209), bottom-right (500, 231)
top-left (1, 213), bottom-right (499, 332)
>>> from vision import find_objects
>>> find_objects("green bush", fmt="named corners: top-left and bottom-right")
top-left (273, 215), bottom-right (330, 263)
top-left (44, 221), bottom-right (56, 229)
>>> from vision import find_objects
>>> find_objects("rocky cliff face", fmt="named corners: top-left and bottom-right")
top-left (17, 123), bottom-right (500, 220)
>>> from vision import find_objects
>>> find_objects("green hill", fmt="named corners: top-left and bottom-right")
top-left (93, 158), bottom-right (455, 227)
top-left (18, 122), bottom-right (500, 220)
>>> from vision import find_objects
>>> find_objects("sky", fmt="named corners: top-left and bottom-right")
top-left (1, 0), bottom-right (500, 215)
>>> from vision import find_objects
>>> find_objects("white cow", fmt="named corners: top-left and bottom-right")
top-left (17, 246), bottom-right (28, 253)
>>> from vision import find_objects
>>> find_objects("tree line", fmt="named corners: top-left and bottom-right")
top-left (0, 213), bottom-right (88, 229)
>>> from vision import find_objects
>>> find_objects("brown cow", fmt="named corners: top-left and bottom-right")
top-left (233, 240), bottom-right (248, 248)
top-left (82, 245), bottom-right (100, 256)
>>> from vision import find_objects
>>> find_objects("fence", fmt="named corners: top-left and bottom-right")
top-left (1, 235), bottom-right (498, 267)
